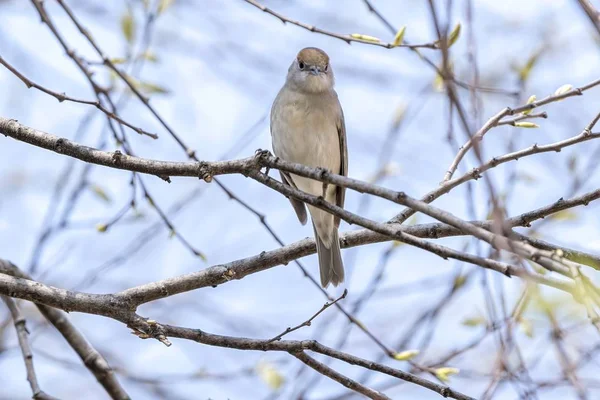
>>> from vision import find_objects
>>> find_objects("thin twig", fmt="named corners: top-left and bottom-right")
top-left (268, 289), bottom-right (348, 342)
top-left (243, 0), bottom-right (437, 49)
top-left (0, 55), bottom-right (157, 139)
top-left (293, 351), bottom-right (392, 400)
top-left (1, 296), bottom-right (57, 400)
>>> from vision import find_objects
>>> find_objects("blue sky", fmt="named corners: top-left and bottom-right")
top-left (1, 0), bottom-right (600, 399)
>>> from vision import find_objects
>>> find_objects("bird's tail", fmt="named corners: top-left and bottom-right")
top-left (313, 224), bottom-right (344, 288)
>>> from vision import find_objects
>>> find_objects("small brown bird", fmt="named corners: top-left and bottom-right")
top-left (270, 47), bottom-right (348, 287)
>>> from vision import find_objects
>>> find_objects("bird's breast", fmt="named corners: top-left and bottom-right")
top-left (271, 92), bottom-right (341, 174)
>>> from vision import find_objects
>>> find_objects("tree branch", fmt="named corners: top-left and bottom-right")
top-left (1, 296), bottom-right (57, 400)
top-left (0, 261), bottom-right (130, 400)
top-left (442, 80), bottom-right (600, 182)
top-left (163, 324), bottom-right (475, 400)
top-left (243, 0), bottom-right (437, 49)
top-left (268, 289), bottom-right (348, 343)
top-left (293, 351), bottom-right (392, 400)
top-left (575, 0), bottom-right (600, 37)
top-left (0, 261), bottom-right (473, 400)
top-left (0, 55), bottom-right (157, 139)
top-left (4, 114), bottom-right (598, 240)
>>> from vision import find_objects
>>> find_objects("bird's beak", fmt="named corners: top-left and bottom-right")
top-left (309, 66), bottom-right (320, 75)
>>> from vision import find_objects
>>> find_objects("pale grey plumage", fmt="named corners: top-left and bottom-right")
top-left (270, 47), bottom-right (347, 287)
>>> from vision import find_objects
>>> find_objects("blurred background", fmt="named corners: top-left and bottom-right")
top-left (1, 0), bottom-right (600, 399)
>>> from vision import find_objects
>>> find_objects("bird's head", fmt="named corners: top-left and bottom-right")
top-left (286, 47), bottom-right (335, 93)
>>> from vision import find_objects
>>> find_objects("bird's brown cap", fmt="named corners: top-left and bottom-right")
top-left (297, 47), bottom-right (329, 68)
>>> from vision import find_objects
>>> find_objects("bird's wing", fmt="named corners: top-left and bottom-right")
top-left (335, 104), bottom-right (348, 229)
top-left (280, 171), bottom-right (308, 225)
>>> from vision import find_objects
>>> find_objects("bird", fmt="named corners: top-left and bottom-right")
top-left (270, 47), bottom-right (348, 288)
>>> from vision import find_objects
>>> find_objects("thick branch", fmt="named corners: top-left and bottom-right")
top-left (0, 262), bottom-right (472, 400)
top-left (3, 115), bottom-right (598, 233)
top-left (2, 115), bottom-right (599, 298)
top-left (0, 261), bottom-right (130, 400)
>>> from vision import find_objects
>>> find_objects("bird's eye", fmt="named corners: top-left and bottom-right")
top-left (298, 61), bottom-right (305, 70)
top-left (324, 64), bottom-right (329, 72)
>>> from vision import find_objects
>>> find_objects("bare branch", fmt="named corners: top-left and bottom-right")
top-left (443, 83), bottom-right (600, 182)
top-left (575, 0), bottom-right (600, 37)
top-left (294, 351), bottom-right (392, 400)
top-left (1, 296), bottom-right (57, 400)
top-left (268, 289), bottom-right (348, 343)
top-left (0, 261), bottom-right (473, 400)
top-left (391, 123), bottom-right (600, 224)
top-left (2, 115), bottom-right (599, 221)
top-left (0, 261), bottom-right (130, 400)
top-left (243, 0), bottom-right (437, 49)
top-left (164, 324), bottom-right (475, 400)
top-left (2, 117), bottom-right (600, 291)
top-left (0, 55), bottom-right (157, 139)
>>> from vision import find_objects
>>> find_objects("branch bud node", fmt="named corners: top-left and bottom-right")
top-left (197, 162), bottom-right (212, 183)
top-left (112, 150), bottom-right (123, 164)
top-left (55, 138), bottom-right (65, 153)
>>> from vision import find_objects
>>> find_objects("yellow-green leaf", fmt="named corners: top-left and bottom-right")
top-left (169, 229), bottom-right (176, 239)
top-left (392, 26), bottom-right (407, 47)
top-left (256, 361), bottom-right (284, 390)
top-left (121, 11), bottom-right (135, 44)
top-left (447, 23), bottom-right (461, 47)
top-left (158, 0), bottom-right (175, 15)
top-left (432, 61), bottom-right (453, 92)
top-left (391, 103), bottom-right (407, 130)
top-left (554, 84), bottom-right (573, 96)
top-left (110, 57), bottom-right (128, 65)
top-left (514, 122), bottom-right (539, 128)
top-left (518, 318), bottom-right (534, 337)
top-left (393, 349), bottom-right (419, 361)
top-left (462, 316), bottom-right (486, 327)
top-left (350, 33), bottom-right (381, 43)
top-left (526, 259), bottom-right (547, 275)
top-left (453, 274), bottom-right (468, 289)
top-left (137, 81), bottom-right (170, 95)
top-left (433, 72), bottom-right (444, 92)
top-left (522, 95), bottom-right (536, 115)
top-left (96, 223), bottom-right (108, 233)
top-left (434, 23), bottom-right (461, 49)
top-left (517, 51), bottom-right (541, 82)
top-left (548, 209), bottom-right (578, 221)
top-left (90, 184), bottom-right (112, 203)
top-left (139, 50), bottom-right (159, 63)
top-left (435, 367), bottom-right (460, 382)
